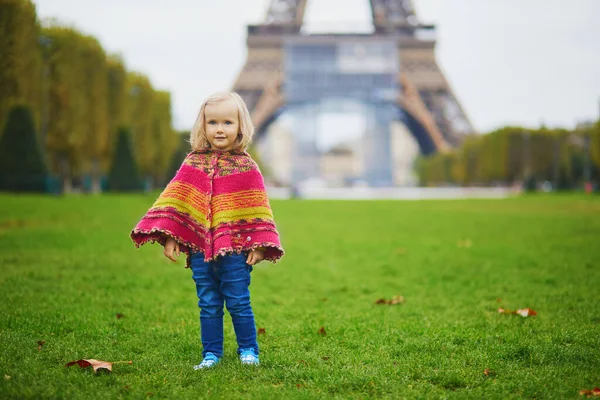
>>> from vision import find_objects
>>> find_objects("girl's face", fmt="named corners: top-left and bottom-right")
top-left (204, 98), bottom-right (240, 151)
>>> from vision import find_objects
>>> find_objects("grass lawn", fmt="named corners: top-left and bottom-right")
top-left (0, 193), bottom-right (599, 399)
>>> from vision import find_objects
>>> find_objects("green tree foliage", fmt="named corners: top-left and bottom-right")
top-left (166, 131), bottom-right (191, 181)
top-left (79, 35), bottom-right (109, 193)
top-left (42, 26), bottom-right (88, 190)
top-left (591, 122), bottom-right (600, 173)
top-left (151, 91), bottom-right (177, 185)
top-left (0, 6), bottom-right (190, 192)
top-left (0, 105), bottom-right (48, 192)
top-left (417, 126), bottom-right (596, 189)
top-left (0, 0), bottom-right (42, 136)
top-left (106, 55), bottom-right (127, 170)
top-left (126, 72), bottom-right (155, 182)
top-left (108, 128), bottom-right (141, 191)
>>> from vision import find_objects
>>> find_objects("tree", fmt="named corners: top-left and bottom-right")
top-left (105, 55), bottom-right (128, 171)
top-left (42, 25), bottom-right (88, 192)
top-left (0, 0), bottom-right (42, 137)
top-left (151, 91), bottom-right (177, 185)
top-left (0, 105), bottom-right (48, 192)
top-left (79, 35), bottom-right (109, 193)
top-left (166, 131), bottom-right (191, 182)
top-left (591, 122), bottom-right (600, 176)
top-left (108, 128), bottom-right (141, 191)
top-left (126, 72), bottom-right (155, 187)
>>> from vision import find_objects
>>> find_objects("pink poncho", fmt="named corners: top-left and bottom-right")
top-left (130, 149), bottom-right (284, 265)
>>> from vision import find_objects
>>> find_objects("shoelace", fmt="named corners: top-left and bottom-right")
top-left (240, 351), bottom-right (259, 364)
top-left (193, 354), bottom-right (218, 369)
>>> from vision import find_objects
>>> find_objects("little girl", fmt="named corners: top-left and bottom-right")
top-left (130, 92), bottom-right (284, 369)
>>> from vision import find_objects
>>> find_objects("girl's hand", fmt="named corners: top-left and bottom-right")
top-left (246, 248), bottom-right (264, 265)
top-left (164, 237), bottom-right (180, 262)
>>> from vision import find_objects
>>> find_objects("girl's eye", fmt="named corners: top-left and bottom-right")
top-left (208, 121), bottom-right (216, 125)
top-left (225, 121), bottom-right (232, 125)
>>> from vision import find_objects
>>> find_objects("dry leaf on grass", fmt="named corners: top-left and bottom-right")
top-left (580, 387), bottom-right (600, 397)
top-left (258, 328), bottom-right (266, 335)
top-left (516, 308), bottom-right (537, 317)
top-left (37, 340), bottom-right (45, 351)
top-left (483, 368), bottom-right (497, 377)
top-left (498, 307), bottom-right (537, 317)
top-left (65, 359), bottom-right (132, 373)
top-left (116, 313), bottom-right (125, 319)
top-left (375, 296), bottom-right (405, 305)
top-left (318, 326), bottom-right (326, 335)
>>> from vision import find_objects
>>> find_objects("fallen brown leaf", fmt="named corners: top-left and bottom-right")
top-left (516, 308), bottom-right (537, 317)
top-left (37, 340), bottom-right (45, 351)
top-left (116, 313), bottom-right (125, 319)
top-left (65, 359), bottom-right (132, 373)
top-left (258, 328), bottom-right (266, 335)
top-left (66, 359), bottom-right (113, 373)
top-left (498, 307), bottom-right (537, 317)
top-left (321, 356), bottom-right (330, 361)
top-left (318, 326), bottom-right (326, 335)
top-left (484, 369), bottom-right (490, 376)
top-left (375, 296), bottom-right (405, 305)
top-left (580, 387), bottom-right (600, 397)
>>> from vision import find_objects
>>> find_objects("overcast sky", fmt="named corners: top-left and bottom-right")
top-left (34, 0), bottom-right (600, 133)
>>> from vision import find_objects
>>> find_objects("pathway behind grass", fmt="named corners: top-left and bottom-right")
top-left (0, 194), bottom-right (599, 399)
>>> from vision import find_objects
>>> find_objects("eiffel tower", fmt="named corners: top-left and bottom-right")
top-left (232, 0), bottom-right (474, 185)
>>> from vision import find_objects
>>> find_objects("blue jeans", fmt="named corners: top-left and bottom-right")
top-left (190, 252), bottom-right (258, 358)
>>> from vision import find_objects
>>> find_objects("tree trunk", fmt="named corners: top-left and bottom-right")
top-left (553, 136), bottom-right (560, 190)
top-left (59, 153), bottom-right (72, 193)
top-left (91, 158), bottom-right (102, 194)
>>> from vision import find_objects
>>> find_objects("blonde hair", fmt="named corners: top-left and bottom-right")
top-left (189, 92), bottom-right (254, 152)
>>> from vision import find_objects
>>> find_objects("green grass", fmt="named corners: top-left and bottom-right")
top-left (0, 193), bottom-right (599, 399)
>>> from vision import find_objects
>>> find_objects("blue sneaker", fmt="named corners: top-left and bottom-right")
top-left (193, 352), bottom-right (219, 370)
top-left (239, 348), bottom-right (259, 365)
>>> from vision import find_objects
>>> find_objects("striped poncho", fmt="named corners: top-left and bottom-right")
top-left (130, 149), bottom-right (284, 264)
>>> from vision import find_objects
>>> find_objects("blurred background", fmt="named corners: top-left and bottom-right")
top-left (1, 0), bottom-right (599, 197)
